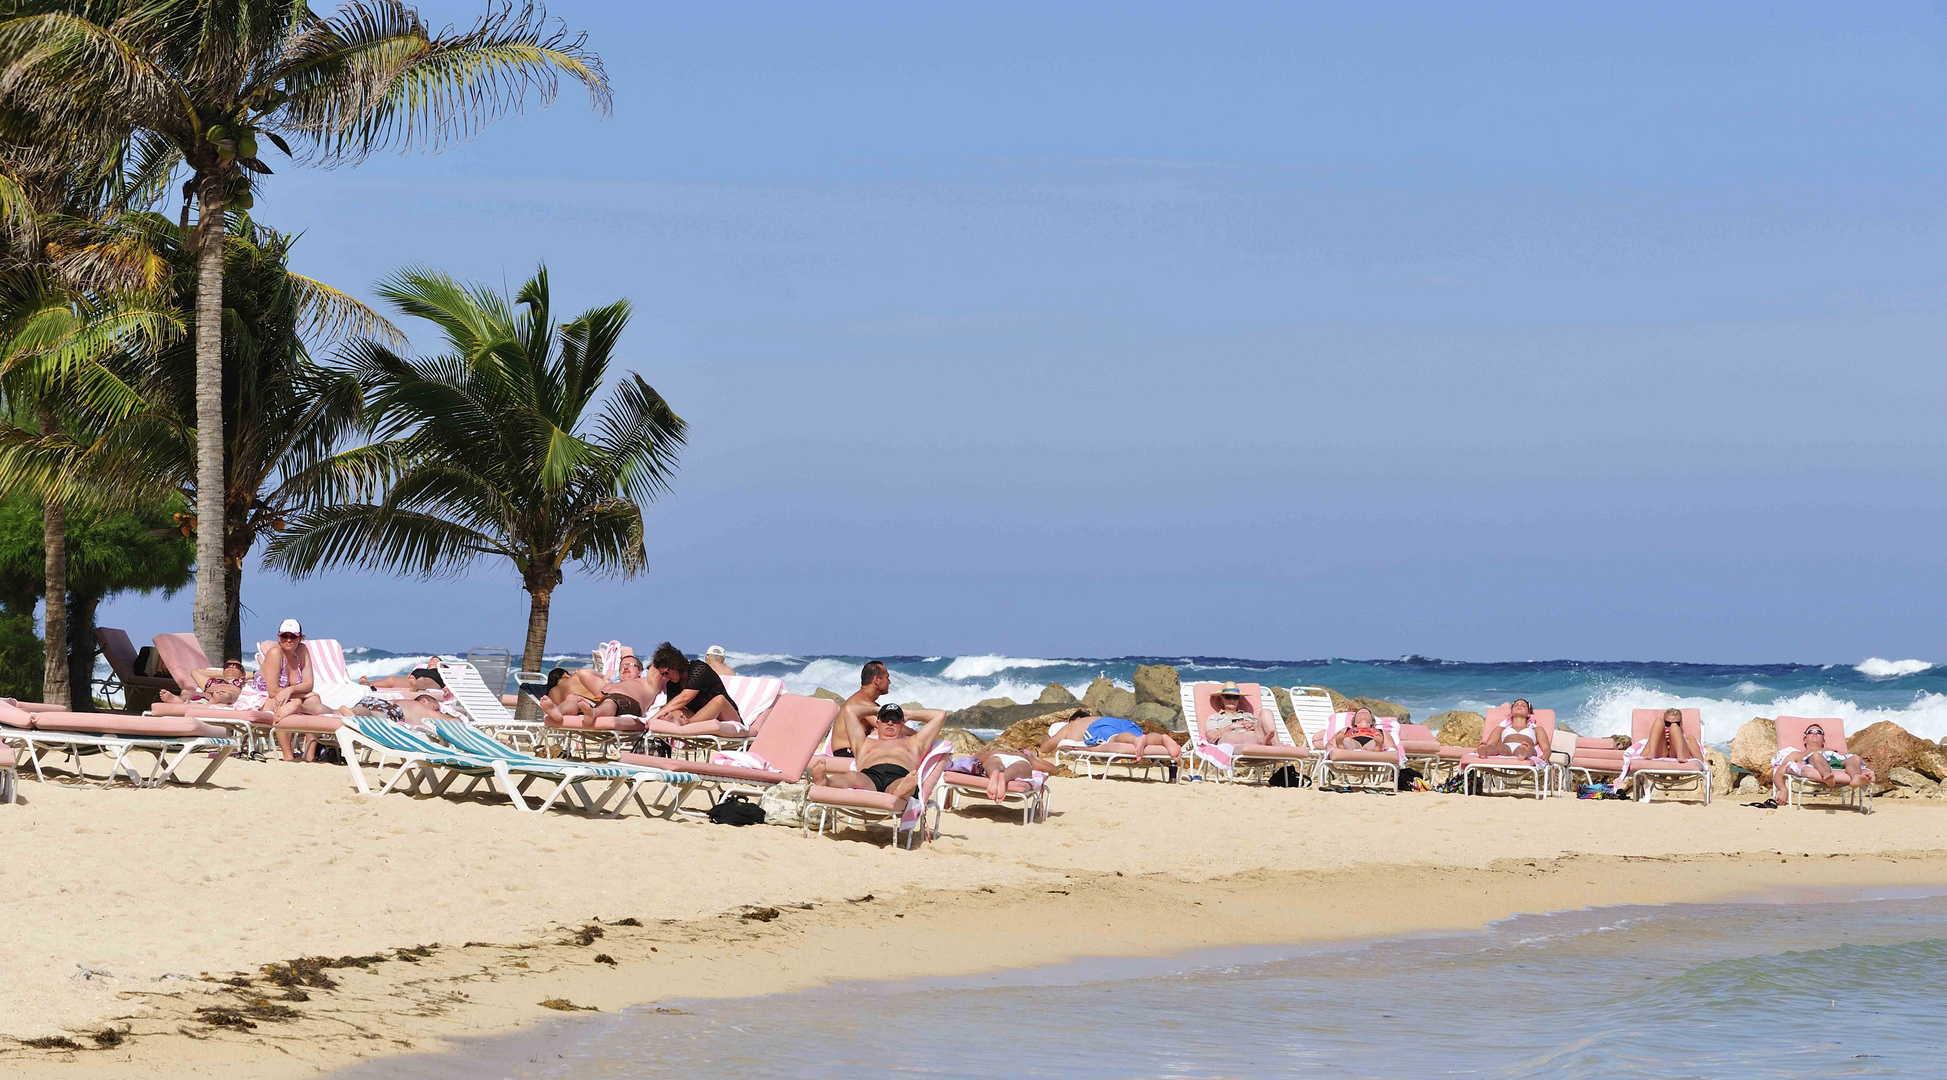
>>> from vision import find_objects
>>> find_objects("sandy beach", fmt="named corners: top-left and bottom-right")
top-left (3, 759), bottom-right (1945, 1077)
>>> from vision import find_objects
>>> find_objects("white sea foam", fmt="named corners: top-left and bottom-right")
top-left (343, 657), bottom-right (422, 682)
top-left (1855, 658), bottom-right (1933, 679)
top-left (721, 650), bottom-right (805, 669)
top-left (1732, 681), bottom-right (1769, 696)
top-left (1573, 681), bottom-right (1947, 745)
top-left (777, 657), bottom-right (1100, 712)
top-left (938, 655), bottom-right (1069, 680)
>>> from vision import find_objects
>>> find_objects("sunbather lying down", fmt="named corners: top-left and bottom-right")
top-left (1476, 699), bottom-right (1544, 758)
top-left (342, 691), bottom-right (447, 732)
top-left (1041, 716), bottom-right (1182, 763)
top-left (954, 747), bottom-right (1059, 802)
top-left (812, 703), bottom-right (947, 811)
top-left (361, 657), bottom-right (445, 691)
top-left (159, 658), bottom-right (248, 706)
top-left (1771, 724), bottom-right (1872, 802)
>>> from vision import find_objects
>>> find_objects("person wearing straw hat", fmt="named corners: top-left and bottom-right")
top-left (1206, 681), bottom-right (1275, 748)
top-left (703, 645), bottom-right (736, 679)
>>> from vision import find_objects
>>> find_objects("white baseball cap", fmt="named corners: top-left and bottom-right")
top-left (278, 618), bottom-right (303, 636)
top-left (705, 645), bottom-right (726, 659)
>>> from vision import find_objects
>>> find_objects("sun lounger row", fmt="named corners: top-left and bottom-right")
top-left (0, 697), bottom-right (235, 788)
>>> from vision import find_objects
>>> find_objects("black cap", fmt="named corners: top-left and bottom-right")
top-left (877, 703), bottom-right (906, 724)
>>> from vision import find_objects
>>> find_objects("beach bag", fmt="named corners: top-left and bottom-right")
top-left (706, 794), bottom-right (765, 826)
top-left (757, 781), bottom-right (811, 826)
top-left (1434, 773), bottom-right (1465, 794)
top-left (1268, 765), bottom-right (1305, 788)
top-left (136, 645), bottom-right (169, 678)
top-left (1396, 767), bottom-right (1421, 791)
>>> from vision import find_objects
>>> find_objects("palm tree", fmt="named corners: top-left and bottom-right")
top-left (53, 211), bottom-right (387, 659)
top-left (0, 0), bottom-right (610, 662)
top-left (267, 265), bottom-right (685, 678)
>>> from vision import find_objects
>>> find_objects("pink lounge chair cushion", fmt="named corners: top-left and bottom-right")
top-left (806, 784), bottom-right (905, 813)
top-left (29, 711), bottom-right (227, 738)
top-left (1577, 736), bottom-right (1618, 750)
top-left (1628, 709), bottom-right (1705, 762)
top-left (740, 694), bottom-right (841, 782)
top-left (941, 771), bottom-right (1034, 794)
top-left (3, 698), bottom-right (61, 713)
top-left (547, 714), bottom-right (647, 732)
top-left (501, 693), bottom-right (520, 707)
top-left (0, 700), bottom-right (33, 728)
top-left (151, 702), bottom-right (276, 722)
top-left (1775, 716), bottom-right (1851, 755)
top-left (619, 753), bottom-right (786, 786)
top-left (152, 632), bottom-right (212, 694)
top-left (1400, 740), bottom-right (1443, 755)
top-left (1228, 743), bottom-right (1311, 760)
top-left (1462, 754), bottom-right (1546, 768)
top-left (273, 714), bottom-right (344, 733)
top-left (1628, 758), bottom-right (1704, 772)
top-left (1327, 747), bottom-right (1399, 763)
top-left (1067, 744), bottom-right (1174, 758)
top-left (1436, 746), bottom-right (1468, 760)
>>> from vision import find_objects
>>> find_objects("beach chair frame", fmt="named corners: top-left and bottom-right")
top-left (429, 716), bottom-right (699, 819)
top-left (1458, 705), bottom-right (1558, 799)
top-left (337, 715), bottom-right (633, 814)
top-left (941, 765), bottom-right (1051, 824)
top-left (436, 659), bottom-right (548, 751)
top-left (0, 726), bottom-right (234, 789)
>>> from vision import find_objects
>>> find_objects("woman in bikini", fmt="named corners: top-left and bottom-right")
top-left (1476, 699), bottom-right (1545, 759)
top-left (960, 747), bottom-right (1061, 803)
top-left (1332, 706), bottom-right (1396, 754)
top-left (1768, 723), bottom-right (1871, 805)
top-left (262, 619), bottom-right (332, 761)
top-left (158, 658), bottom-right (248, 706)
top-left (1644, 706), bottom-right (1699, 762)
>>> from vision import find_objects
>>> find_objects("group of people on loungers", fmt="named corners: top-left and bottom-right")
top-left (539, 642), bottom-right (743, 735)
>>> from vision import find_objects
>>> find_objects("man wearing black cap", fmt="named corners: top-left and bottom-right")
top-left (811, 700), bottom-right (947, 807)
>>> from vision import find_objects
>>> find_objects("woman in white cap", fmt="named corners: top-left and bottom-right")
top-left (262, 619), bottom-right (332, 760)
top-left (703, 645), bottom-right (735, 679)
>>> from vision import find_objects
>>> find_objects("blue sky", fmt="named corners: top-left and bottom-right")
top-left (101, 2), bottom-right (1947, 663)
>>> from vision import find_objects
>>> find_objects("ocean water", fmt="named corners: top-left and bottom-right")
top-left (335, 889), bottom-right (1947, 1079)
top-left (324, 648), bottom-right (1947, 742)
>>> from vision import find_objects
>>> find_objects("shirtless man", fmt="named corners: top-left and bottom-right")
top-left (703, 646), bottom-right (736, 679)
top-left (361, 657), bottom-right (446, 692)
top-left (812, 702), bottom-right (947, 808)
top-left (830, 660), bottom-right (947, 757)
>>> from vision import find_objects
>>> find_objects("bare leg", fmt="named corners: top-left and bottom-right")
top-left (1139, 733), bottom-right (1183, 762)
top-left (1772, 764), bottom-right (1791, 803)
top-left (1842, 757), bottom-right (1868, 788)
top-left (1669, 726), bottom-right (1696, 761)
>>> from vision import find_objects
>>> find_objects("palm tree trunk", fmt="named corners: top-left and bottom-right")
top-left (38, 402), bottom-right (69, 709)
top-left (223, 557), bottom-right (243, 664)
top-left (517, 586), bottom-right (552, 722)
top-left (65, 592), bottom-right (99, 713)
top-left (190, 174), bottom-right (228, 662)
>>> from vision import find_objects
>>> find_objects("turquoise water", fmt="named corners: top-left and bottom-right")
top-left (338, 889), bottom-right (1947, 1079)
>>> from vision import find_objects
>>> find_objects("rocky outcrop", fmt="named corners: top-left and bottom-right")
top-left (1081, 677), bottom-right (1138, 720)
top-left (1036, 683), bottom-right (1078, 705)
top-left (1727, 718), bottom-right (1776, 775)
top-left (978, 696), bottom-right (1018, 709)
top-left (1132, 701), bottom-right (1179, 731)
top-left (946, 701), bottom-right (1088, 734)
top-left (1706, 748), bottom-right (1734, 796)
top-left (1850, 721), bottom-right (1947, 782)
top-left (1423, 710), bottom-right (1479, 735)
top-left (940, 727), bottom-right (985, 754)
top-left (1271, 686), bottom-right (1295, 720)
top-left (1132, 664), bottom-right (1184, 728)
top-left (1888, 766), bottom-right (1937, 792)
top-left (1736, 774), bottom-right (1762, 794)
top-left (811, 687), bottom-right (844, 703)
top-left (1433, 711), bottom-right (1485, 747)
top-left (984, 707), bottom-right (1090, 753)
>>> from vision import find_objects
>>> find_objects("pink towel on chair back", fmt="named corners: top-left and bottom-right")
top-left (723, 675), bottom-right (786, 732)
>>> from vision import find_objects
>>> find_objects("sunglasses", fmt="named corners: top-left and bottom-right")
top-left (279, 632), bottom-right (300, 640)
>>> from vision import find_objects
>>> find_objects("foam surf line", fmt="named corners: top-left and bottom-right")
top-left (1856, 658), bottom-right (1934, 678)
top-left (1574, 682), bottom-right (1947, 744)
top-left (779, 657), bottom-right (1105, 713)
top-left (939, 655), bottom-right (1071, 680)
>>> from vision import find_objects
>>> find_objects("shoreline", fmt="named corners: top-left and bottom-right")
top-left (5, 759), bottom-right (1946, 1077)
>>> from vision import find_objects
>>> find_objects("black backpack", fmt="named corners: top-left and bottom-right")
top-left (1268, 765), bottom-right (1306, 788)
top-left (705, 794), bottom-right (765, 826)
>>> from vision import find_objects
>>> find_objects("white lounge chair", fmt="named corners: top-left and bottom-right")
top-left (1180, 681), bottom-right (1312, 783)
top-left (0, 699), bottom-right (235, 789)
top-left (1, 742), bottom-right (16, 804)
top-left (435, 658), bottom-right (547, 750)
top-left (1047, 712), bottom-right (1178, 781)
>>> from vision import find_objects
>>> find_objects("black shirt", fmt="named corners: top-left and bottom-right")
top-left (673, 659), bottom-right (730, 716)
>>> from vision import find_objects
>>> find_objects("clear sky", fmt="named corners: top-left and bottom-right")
top-left (100, 2), bottom-right (1947, 663)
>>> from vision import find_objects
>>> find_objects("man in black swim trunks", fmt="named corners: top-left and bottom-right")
top-left (811, 702), bottom-right (946, 806)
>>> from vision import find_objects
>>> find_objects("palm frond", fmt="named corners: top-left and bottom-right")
top-left (263, 501), bottom-right (506, 578)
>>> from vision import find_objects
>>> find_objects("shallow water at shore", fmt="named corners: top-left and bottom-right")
top-left (339, 889), bottom-right (1947, 1079)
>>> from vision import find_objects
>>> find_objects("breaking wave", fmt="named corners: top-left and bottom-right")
top-left (938, 655), bottom-right (1070, 680)
top-left (1856, 658), bottom-right (1933, 679)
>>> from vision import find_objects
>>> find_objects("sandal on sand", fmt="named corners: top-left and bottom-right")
top-left (1747, 798), bottom-right (1778, 809)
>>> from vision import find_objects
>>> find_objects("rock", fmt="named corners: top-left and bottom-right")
top-left (1081, 677), bottom-right (1137, 720)
top-left (940, 727), bottom-right (985, 754)
top-left (977, 696), bottom-right (1018, 709)
top-left (984, 708), bottom-right (1091, 753)
top-left (945, 702), bottom-right (1092, 734)
top-left (1132, 701), bottom-right (1180, 731)
top-left (1423, 710), bottom-right (1476, 734)
top-left (1132, 664), bottom-right (1181, 708)
top-left (1271, 686), bottom-right (1295, 720)
top-left (1888, 766), bottom-right (1937, 791)
top-left (1706, 748), bottom-right (1734, 795)
top-left (1350, 696), bottom-right (1409, 722)
top-left (1735, 774), bottom-right (1761, 794)
top-left (1851, 721), bottom-right (1947, 782)
top-left (1035, 683), bottom-right (1078, 705)
top-left (811, 687), bottom-right (844, 703)
top-left (1433, 712), bottom-right (1485, 747)
top-left (1727, 718), bottom-right (1777, 775)
top-left (901, 701), bottom-right (924, 711)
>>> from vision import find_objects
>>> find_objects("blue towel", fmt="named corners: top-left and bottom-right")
top-left (1084, 717), bottom-right (1145, 745)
